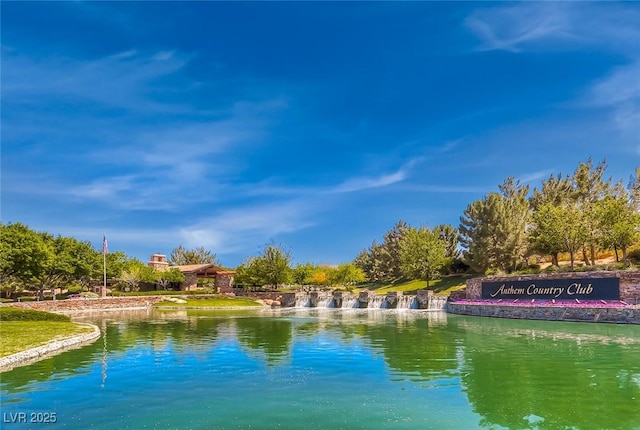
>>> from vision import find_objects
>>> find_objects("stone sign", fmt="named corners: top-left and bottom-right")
top-left (481, 277), bottom-right (620, 300)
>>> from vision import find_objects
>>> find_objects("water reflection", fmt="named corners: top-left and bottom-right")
top-left (1, 309), bottom-right (639, 430)
top-left (455, 316), bottom-right (640, 429)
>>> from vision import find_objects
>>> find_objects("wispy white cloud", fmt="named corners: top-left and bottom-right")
top-left (2, 47), bottom-right (192, 113)
top-left (332, 170), bottom-right (406, 193)
top-left (465, 3), bottom-right (640, 54)
top-left (583, 61), bottom-right (640, 140)
top-left (238, 156), bottom-right (422, 198)
top-left (72, 175), bottom-right (138, 199)
top-left (41, 225), bottom-right (179, 257)
top-left (178, 201), bottom-right (315, 255)
top-left (2, 39), bottom-right (301, 216)
top-left (29, 199), bottom-right (316, 260)
top-left (464, 2), bottom-right (640, 150)
top-left (401, 184), bottom-right (490, 194)
top-left (75, 98), bottom-right (285, 208)
top-left (520, 170), bottom-right (556, 184)
top-left (464, 3), bottom-right (572, 53)
top-left (438, 139), bottom-right (462, 154)
top-left (330, 158), bottom-right (422, 194)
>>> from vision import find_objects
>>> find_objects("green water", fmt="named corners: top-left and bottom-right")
top-left (1, 309), bottom-right (639, 429)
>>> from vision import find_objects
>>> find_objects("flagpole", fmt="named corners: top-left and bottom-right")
top-left (103, 250), bottom-right (107, 297)
top-left (102, 233), bottom-right (107, 298)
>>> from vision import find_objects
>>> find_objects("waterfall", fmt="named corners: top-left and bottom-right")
top-left (295, 294), bottom-right (311, 308)
top-left (289, 292), bottom-right (439, 310)
top-left (428, 295), bottom-right (448, 311)
top-left (314, 294), bottom-right (333, 308)
top-left (367, 296), bottom-right (388, 309)
top-left (396, 295), bottom-right (419, 309)
top-left (340, 296), bottom-right (359, 308)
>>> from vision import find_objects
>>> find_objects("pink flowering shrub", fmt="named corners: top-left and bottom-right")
top-left (451, 299), bottom-right (631, 308)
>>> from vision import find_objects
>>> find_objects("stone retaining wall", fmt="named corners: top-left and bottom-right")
top-left (447, 303), bottom-right (640, 324)
top-left (5, 296), bottom-right (165, 313)
top-left (466, 271), bottom-right (640, 303)
top-left (234, 291), bottom-right (284, 301)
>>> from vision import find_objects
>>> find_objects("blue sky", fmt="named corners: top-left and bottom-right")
top-left (2, 2), bottom-right (639, 267)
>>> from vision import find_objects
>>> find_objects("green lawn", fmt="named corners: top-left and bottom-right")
top-left (154, 297), bottom-right (263, 307)
top-left (0, 321), bottom-right (95, 357)
top-left (355, 275), bottom-right (471, 296)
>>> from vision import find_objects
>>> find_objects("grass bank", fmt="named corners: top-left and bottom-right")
top-left (355, 275), bottom-right (471, 296)
top-left (0, 308), bottom-right (95, 357)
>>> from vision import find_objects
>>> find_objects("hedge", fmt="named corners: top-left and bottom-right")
top-left (0, 307), bottom-right (71, 322)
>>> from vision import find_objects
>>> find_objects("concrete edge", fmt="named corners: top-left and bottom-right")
top-left (153, 305), bottom-right (266, 310)
top-left (56, 306), bottom-right (151, 314)
top-left (0, 322), bottom-right (101, 372)
top-left (447, 302), bottom-right (640, 324)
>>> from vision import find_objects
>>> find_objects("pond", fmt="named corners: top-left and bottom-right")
top-left (2, 308), bottom-right (640, 429)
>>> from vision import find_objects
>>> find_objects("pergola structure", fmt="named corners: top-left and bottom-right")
top-left (176, 263), bottom-right (235, 292)
top-left (147, 254), bottom-right (235, 292)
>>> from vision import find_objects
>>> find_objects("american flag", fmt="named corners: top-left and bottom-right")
top-left (102, 234), bottom-right (108, 255)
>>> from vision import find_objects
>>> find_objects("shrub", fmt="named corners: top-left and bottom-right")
top-left (627, 249), bottom-right (640, 264)
top-left (79, 291), bottom-right (100, 298)
top-left (543, 265), bottom-right (560, 274)
top-left (66, 285), bottom-right (84, 294)
top-left (108, 289), bottom-right (215, 297)
top-left (514, 267), bottom-right (539, 275)
top-left (448, 259), bottom-right (471, 274)
top-left (16, 296), bottom-right (40, 302)
top-left (0, 307), bottom-right (70, 322)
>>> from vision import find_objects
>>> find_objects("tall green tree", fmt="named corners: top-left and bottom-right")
top-left (529, 174), bottom-right (573, 266)
top-left (308, 265), bottom-right (337, 287)
top-left (0, 275), bottom-right (22, 299)
top-left (595, 195), bottom-right (640, 262)
top-left (257, 244), bottom-right (292, 288)
top-left (105, 251), bottom-right (130, 280)
top-left (530, 203), bottom-right (566, 267)
top-left (557, 203), bottom-right (589, 269)
top-left (434, 224), bottom-right (461, 261)
top-left (354, 241), bottom-right (387, 282)
top-left (629, 167), bottom-right (640, 212)
top-left (118, 260), bottom-right (155, 292)
top-left (292, 262), bottom-right (317, 285)
top-left (459, 178), bottom-right (530, 274)
top-left (532, 203), bottom-right (587, 269)
top-left (234, 259), bottom-right (262, 286)
top-left (51, 235), bottom-right (102, 283)
top-left (380, 220), bottom-right (410, 280)
top-left (530, 173), bottom-right (572, 210)
top-left (237, 244), bottom-right (292, 288)
top-left (169, 245), bottom-right (219, 265)
top-left (399, 226), bottom-right (447, 288)
top-left (155, 268), bottom-right (186, 290)
top-left (570, 158), bottom-right (612, 265)
top-left (34, 233), bottom-right (98, 299)
top-left (0, 223), bottom-right (54, 299)
top-left (354, 221), bottom-right (410, 282)
top-left (498, 177), bottom-right (531, 270)
top-left (333, 263), bottom-right (366, 286)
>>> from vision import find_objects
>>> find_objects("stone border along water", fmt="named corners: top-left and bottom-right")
top-left (446, 302), bottom-right (640, 324)
top-left (153, 306), bottom-right (265, 310)
top-left (0, 323), bottom-right (101, 372)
